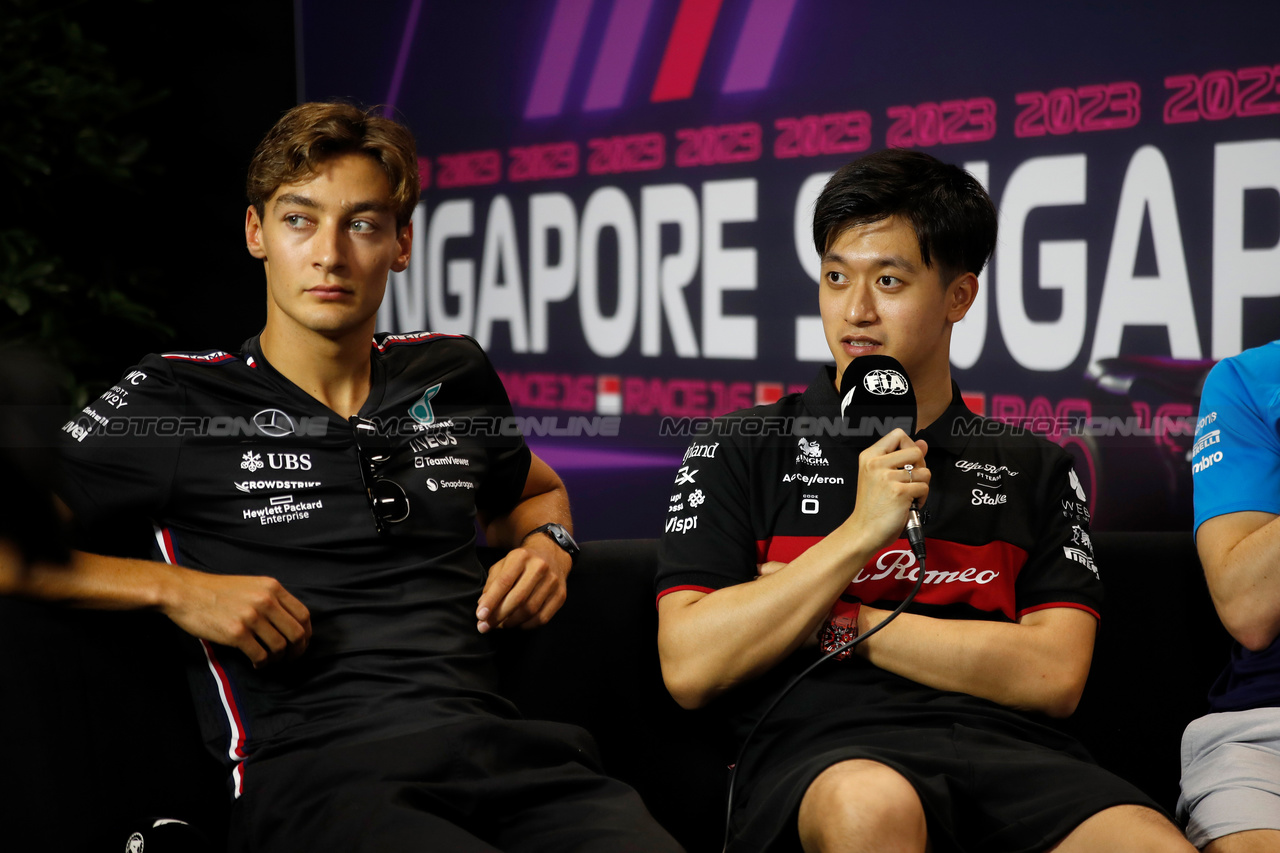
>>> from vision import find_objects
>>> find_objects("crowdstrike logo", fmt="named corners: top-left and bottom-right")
top-left (234, 479), bottom-right (321, 494)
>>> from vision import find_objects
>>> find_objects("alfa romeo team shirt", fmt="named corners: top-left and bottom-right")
top-left (656, 366), bottom-right (1103, 755)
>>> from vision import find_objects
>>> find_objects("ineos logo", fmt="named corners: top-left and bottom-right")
top-left (863, 370), bottom-right (908, 395)
top-left (253, 409), bottom-right (297, 438)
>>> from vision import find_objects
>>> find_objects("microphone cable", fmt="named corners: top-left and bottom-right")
top-left (720, 533), bottom-right (926, 852)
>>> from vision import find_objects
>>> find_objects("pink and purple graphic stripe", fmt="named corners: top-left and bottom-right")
top-left (524, 0), bottom-right (798, 118)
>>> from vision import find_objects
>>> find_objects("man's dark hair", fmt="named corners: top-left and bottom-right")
top-left (812, 149), bottom-right (997, 283)
top-left (247, 102), bottom-right (420, 229)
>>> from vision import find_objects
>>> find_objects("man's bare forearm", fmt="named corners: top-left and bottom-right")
top-left (3, 547), bottom-right (312, 668)
top-left (1199, 511), bottom-right (1280, 650)
top-left (4, 548), bottom-right (174, 610)
top-left (658, 526), bottom-right (876, 709)
top-left (658, 431), bottom-right (929, 709)
top-left (852, 605), bottom-right (1097, 717)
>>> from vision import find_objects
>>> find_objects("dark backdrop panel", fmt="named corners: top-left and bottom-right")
top-left (299, 0), bottom-right (1280, 537)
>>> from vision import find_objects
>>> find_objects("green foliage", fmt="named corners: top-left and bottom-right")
top-left (0, 0), bottom-right (172, 406)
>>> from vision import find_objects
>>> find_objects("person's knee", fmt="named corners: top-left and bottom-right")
top-left (797, 760), bottom-right (926, 853)
top-left (1052, 805), bottom-right (1195, 852)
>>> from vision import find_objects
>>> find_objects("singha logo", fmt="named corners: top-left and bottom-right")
top-left (796, 438), bottom-right (830, 466)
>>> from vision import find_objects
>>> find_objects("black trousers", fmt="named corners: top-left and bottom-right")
top-left (229, 717), bottom-right (684, 853)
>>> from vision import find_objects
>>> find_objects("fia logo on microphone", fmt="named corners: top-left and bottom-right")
top-left (841, 368), bottom-right (909, 415)
top-left (863, 370), bottom-right (908, 395)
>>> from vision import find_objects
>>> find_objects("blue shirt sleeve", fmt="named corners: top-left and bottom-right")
top-left (1192, 343), bottom-right (1280, 536)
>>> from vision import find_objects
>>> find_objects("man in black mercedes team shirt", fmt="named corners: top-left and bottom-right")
top-left (11, 103), bottom-right (680, 852)
top-left (655, 150), bottom-right (1194, 853)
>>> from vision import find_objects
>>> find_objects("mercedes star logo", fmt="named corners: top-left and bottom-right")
top-left (253, 408), bottom-right (297, 438)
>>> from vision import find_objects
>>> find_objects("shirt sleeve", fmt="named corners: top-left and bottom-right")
top-left (467, 343), bottom-right (532, 520)
top-left (1192, 355), bottom-right (1280, 535)
top-left (56, 355), bottom-right (183, 549)
top-left (1014, 451), bottom-right (1103, 620)
top-left (655, 432), bottom-right (759, 601)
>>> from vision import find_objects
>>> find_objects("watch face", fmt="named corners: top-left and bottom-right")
top-left (541, 523), bottom-right (578, 553)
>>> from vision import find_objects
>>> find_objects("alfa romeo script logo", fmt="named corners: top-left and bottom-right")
top-left (254, 408), bottom-right (297, 437)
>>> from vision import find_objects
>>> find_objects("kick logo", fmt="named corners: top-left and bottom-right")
top-left (409, 383), bottom-right (442, 426)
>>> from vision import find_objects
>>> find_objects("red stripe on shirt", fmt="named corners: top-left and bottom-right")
top-left (161, 353), bottom-right (236, 364)
top-left (655, 584), bottom-right (715, 607)
top-left (159, 526), bottom-right (251, 789)
top-left (1019, 601), bottom-right (1100, 621)
top-left (201, 640), bottom-right (249, 761)
top-left (758, 536), bottom-right (1030, 620)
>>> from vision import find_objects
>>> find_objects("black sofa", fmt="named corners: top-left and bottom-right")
top-left (1, 533), bottom-right (1230, 851)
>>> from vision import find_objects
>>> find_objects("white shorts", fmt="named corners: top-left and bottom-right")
top-left (1178, 707), bottom-right (1280, 847)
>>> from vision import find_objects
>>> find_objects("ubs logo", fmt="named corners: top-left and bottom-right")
top-left (254, 409), bottom-right (296, 437)
top-left (268, 453), bottom-right (312, 471)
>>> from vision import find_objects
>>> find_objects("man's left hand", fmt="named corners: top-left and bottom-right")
top-left (475, 537), bottom-right (571, 632)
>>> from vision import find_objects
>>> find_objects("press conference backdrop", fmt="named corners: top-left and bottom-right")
top-left (300, 0), bottom-right (1280, 536)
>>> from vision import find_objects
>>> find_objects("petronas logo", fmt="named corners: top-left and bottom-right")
top-left (409, 384), bottom-right (442, 426)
